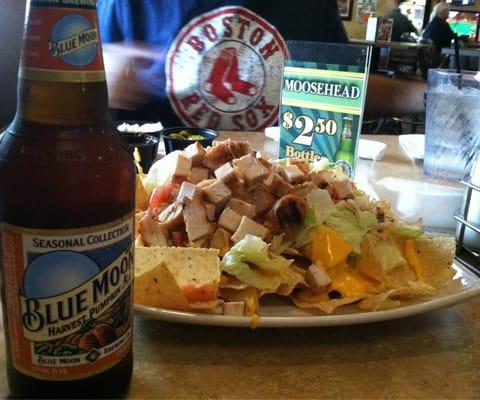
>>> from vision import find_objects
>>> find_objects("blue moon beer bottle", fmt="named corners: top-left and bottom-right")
top-left (0, 0), bottom-right (135, 397)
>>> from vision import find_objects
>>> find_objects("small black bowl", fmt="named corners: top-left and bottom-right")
top-left (116, 120), bottom-right (163, 155)
top-left (119, 132), bottom-right (159, 173)
top-left (162, 126), bottom-right (219, 154)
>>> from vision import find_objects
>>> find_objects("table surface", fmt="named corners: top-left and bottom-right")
top-left (1, 133), bottom-right (479, 399)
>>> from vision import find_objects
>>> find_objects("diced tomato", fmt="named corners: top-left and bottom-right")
top-left (182, 283), bottom-right (218, 303)
top-left (148, 182), bottom-right (180, 215)
top-left (171, 230), bottom-right (188, 247)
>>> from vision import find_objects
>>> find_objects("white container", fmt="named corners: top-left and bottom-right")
top-left (460, 154), bottom-right (480, 252)
top-left (372, 176), bottom-right (464, 232)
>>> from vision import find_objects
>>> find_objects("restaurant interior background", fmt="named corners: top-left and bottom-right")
top-left (2, 0), bottom-right (480, 128)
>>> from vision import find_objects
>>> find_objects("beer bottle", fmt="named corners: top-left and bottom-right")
top-left (0, 0), bottom-right (135, 397)
top-left (334, 115), bottom-right (355, 177)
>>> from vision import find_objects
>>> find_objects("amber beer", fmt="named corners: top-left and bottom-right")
top-left (0, 0), bottom-right (135, 397)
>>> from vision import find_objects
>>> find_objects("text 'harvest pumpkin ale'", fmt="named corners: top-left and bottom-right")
top-left (0, 0), bottom-right (135, 397)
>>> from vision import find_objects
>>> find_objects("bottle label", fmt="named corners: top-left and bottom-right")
top-left (21, 0), bottom-right (105, 82)
top-left (1, 214), bottom-right (134, 381)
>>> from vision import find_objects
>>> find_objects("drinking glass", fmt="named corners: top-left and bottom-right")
top-left (424, 69), bottom-right (480, 181)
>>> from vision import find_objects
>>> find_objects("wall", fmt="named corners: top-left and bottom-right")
top-left (343, 0), bottom-right (391, 39)
top-left (0, 0), bottom-right (26, 128)
top-left (343, 0), bottom-right (480, 39)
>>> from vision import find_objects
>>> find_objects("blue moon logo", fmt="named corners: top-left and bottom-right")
top-left (49, 14), bottom-right (98, 67)
top-left (23, 251), bottom-right (100, 299)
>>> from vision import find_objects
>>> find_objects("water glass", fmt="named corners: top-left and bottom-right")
top-left (424, 69), bottom-right (480, 181)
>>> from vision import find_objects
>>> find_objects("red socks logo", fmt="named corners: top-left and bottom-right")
top-left (204, 47), bottom-right (258, 105)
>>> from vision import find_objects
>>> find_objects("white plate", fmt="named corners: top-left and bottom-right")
top-left (398, 134), bottom-right (425, 160)
top-left (135, 262), bottom-right (480, 328)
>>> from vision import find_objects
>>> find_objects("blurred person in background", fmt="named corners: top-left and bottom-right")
top-left (385, 0), bottom-right (418, 42)
top-left (423, 2), bottom-right (454, 52)
top-left (98, 0), bottom-right (426, 130)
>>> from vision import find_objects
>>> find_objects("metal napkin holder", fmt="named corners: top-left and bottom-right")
top-left (455, 174), bottom-right (480, 273)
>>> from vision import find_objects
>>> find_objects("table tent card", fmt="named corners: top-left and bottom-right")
top-left (279, 41), bottom-right (371, 177)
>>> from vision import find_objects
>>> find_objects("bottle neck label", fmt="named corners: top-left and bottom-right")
top-left (21, 0), bottom-right (105, 82)
top-left (1, 214), bottom-right (133, 381)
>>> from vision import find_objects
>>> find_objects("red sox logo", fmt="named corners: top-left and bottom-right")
top-left (166, 7), bottom-right (287, 130)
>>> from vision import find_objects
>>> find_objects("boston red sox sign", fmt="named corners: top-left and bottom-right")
top-left (166, 7), bottom-right (287, 130)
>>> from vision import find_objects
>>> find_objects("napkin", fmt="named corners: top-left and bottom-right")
top-left (358, 139), bottom-right (386, 161)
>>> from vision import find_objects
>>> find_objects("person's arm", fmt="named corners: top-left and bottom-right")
top-left (365, 74), bottom-right (426, 117)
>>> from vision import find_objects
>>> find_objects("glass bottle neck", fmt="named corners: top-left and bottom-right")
top-left (16, 79), bottom-right (110, 125)
top-left (16, 1), bottom-right (109, 126)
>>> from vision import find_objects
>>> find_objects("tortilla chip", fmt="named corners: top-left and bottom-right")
top-left (219, 274), bottom-right (249, 290)
top-left (135, 246), bottom-right (220, 306)
top-left (135, 174), bottom-right (149, 211)
top-left (291, 289), bottom-right (365, 314)
top-left (358, 281), bottom-right (435, 311)
top-left (135, 210), bottom-right (147, 240)
top-left (357, 233), bottom-right (416, 288)
top-left (134, 262), bottom-right (192, 311)
top-left (405, 236), bottom-right (456, 288)
top-left (276, 265), bottom-right (306, 296)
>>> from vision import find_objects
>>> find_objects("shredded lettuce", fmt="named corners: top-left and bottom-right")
top-left (362, 233), bottom-right (409, 273)
top-left (221, 235), bottom-right (292, 291)
top-left (310, 158), bottom-right (332, 172)
top-left (293, 189), bottom-right (336, 247)
top-left (391, 222), bottom-right (424, 239)
top-left (325, 205), bottom-right (377, 253)
top-left (293, 207), bottom-right (318, 248)
top-left (307, 189), bottom-right (336, 224)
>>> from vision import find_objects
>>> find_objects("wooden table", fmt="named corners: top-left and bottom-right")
top-left (1, 133), bottom-right (479, 399)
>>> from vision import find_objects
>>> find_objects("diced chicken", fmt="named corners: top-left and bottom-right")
top-left (251, 184), bottom-right (275, 214)
top-left (157, 201), bottom-right (184, 229)
top-left (203, 142), bottom-right (235, 170)
top-left (290, 181), bottom-right (318, 199)
top-left (256, 153), bottom-right (272, 169)
top-left (218, 207), bottom-right (242, 233)
top-left (273, 194), bottom-right (308, 233)
top-left (191, 235), bottom-right (210, 248)
top-left (188, 167), bottom-right (210, 184)
top-left (263, 172), bottom-right (275, 187)
top-left (183, 199), bottom-right (212, 242)
top-left (205, 202), bottom-right (217, 222)
top-left (223, 302), bottom-right (245, 316)
top-left (281, 165), bottom-right (305, 184)
top-left (265, 173), bottom-right (293, 197)
top-left (231, 216), bottom-right (269, 243)
top-left (226, 138), bottom-right (252, 158)
top-left (233, 154), bottom-right (269, 186)
top-left (172, 153), bottom-right (192, 178)
top-left (262, 209), bottom-right (281, 235)
top-left (305, 263), bottom-right (332, 294)
top-left (177, 181), bottom-right (200, 203)
top-left (306, 170), bottom-right (333, 189)
top-left (210, 227), bottom-right (231, 256)
top-left (138, 214), bottom-right (169, 247)
top-left (331, 179), bottom-right (354, 200)
top-left (197, 178), bottom-right (216, 190)
top-left (202, 180), bottom-right (232, 205)
top-left (214, 162), bottom-right (237, 183)
top-left (287, 158), bottom-right (310, 174)
top-left (227, 179), bottom-right (249, 200)
top-left (227, 198), bottom-right (256, 219)
top-left (183, 142), bottom-right (206, 166)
